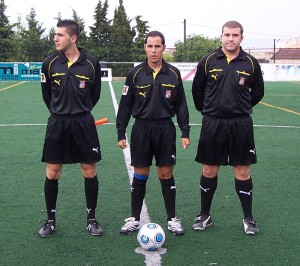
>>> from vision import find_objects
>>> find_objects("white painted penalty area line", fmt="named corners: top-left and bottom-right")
top-left (0, 123), bottom-right (46, 127)
top-left (108, 81), bottom-right (151, 224)
top-left (189, 123), bottom-right (300, 129)
top-left (108, 81), bottom-right (164, 266)
top-left (254, 124), bottom-right (300, 129)
top-left (0, 123), bottom-right (115, 127)
top-left (0, 123), bottom-right (299, 129)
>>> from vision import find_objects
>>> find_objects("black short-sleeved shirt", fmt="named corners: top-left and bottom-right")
top-left (41, 48), bottom-right (101, 115)
top-left (116, 59), bottom-right (190, 141)
top-left (192, 47), bottom-right (264, 118)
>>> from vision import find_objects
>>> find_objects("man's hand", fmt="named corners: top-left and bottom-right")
top-left (181, 138), bottom-right (190, 149)
top-left (118, 139), bottom-right (127, 149)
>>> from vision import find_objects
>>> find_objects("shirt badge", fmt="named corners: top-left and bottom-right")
top-left (41, 73), bottom-right (46, 83)
top-left (239, 77), bottom-right (245, 85)
top-left (79, 80), bottom-right (86, 89)
top-left (166, 90), bottom-right (172, 99)
top-left (122, 85), bottom-right (129, 95)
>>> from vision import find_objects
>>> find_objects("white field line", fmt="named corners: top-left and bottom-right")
top-left (108, 81), bottom-right (151, 224)
top-left (107, 82), bottom-right (162, 265)
top-left (0, 123), bottom-right (299, 129)
top-left (191, 124), bottom-right (300, 129)
top-left (0, 123), bottom-right (115, 127)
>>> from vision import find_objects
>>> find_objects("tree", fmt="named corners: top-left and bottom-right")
top-left (54, 12), bottom-right (62, 22)
top-left (89, 0), bottom-right (112, 61)
top-left (110, 0), bottom-right (135, 75)
top-left (163, 53), bottom-right (174, 62)
top-left (0, 0), bottom-right (14, 61)
top-left (9, 15), bottom-right (24, 61)
top-left (173, 34), bottom-right (220, 62)
top-left (20, 8), bottom-right (46, 61)
top-left (71, 9), bottom-right (88, 49)
top-left (42, 27), bottom-right (56, 58)
top-left (132, 15), bottom-right (149, 61)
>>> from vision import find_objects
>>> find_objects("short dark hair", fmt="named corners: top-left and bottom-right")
top-left (57, 19), bottom-right (80, 40)
top-left (144, 31), bottom-right (165, 45)
top-left (222, 21), bottom-right (243, 35)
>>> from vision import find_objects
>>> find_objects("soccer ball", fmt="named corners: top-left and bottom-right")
top-left (137, 223), bottom-right (165, 251)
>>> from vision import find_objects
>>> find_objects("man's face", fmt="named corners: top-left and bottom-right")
top-left (144, 36), bottom-right (165, 65)
top-left (54, 27), bottom-right (76, 52)
top-left (221, 27), bottom-right (243, 53)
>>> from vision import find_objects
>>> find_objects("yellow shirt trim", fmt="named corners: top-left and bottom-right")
top-left (67, 60), bottom-right (72, 68)
top-left (153, 70), bottom-right (157, 79)
top-left (226, 54), bottom-right (231, 64)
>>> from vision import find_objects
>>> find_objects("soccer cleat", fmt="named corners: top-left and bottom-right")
top-left (192, 214), bottom-right (212, 231)
top-left (168, 217), bottom-right (185, 236)
top-left (38, 220), bottom-right (55, 238)
top-left (86, 219), bottom-right (103, 236)
top-left (243, 218), bottom-right (259, 235)
top-left (120, 217), bottom-right (140, 235)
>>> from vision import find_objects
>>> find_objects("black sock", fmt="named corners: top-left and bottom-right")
top-left (131, 176), bottom-right (147, 221)
top-left (160, 176), bottom-right (176, 221)
top-left (85, 176), bottom-right (99, 220)
top-left (200, 175), bottom-right (218, 216)
top-left (235, 178), bottom-right (253, 219)
top-left (44, 177), bottom-right (58, 221)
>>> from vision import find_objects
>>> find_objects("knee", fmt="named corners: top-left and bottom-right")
top-left (202, 165), bottom-right (219, 178)
top-left (46, 164), bottom-right (62, 179)
top-left (134, 167), bottom-right (150, 177)
top-left (233, 166), bottom-right (250, 180)
top-left (157, 166), bottom-right (173, 179)
top-left (81, 163), bottom-right (97, 178)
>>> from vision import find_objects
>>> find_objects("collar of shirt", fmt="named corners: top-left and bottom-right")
top-left (57, 48), bottom-right (87, 65)
top-left (216, 46), bottom-right (248, 61)
top-left (143, 58), bottom-right (169, 75)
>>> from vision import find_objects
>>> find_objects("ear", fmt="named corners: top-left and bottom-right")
top-left (71, 35), bottom-right (78, 43)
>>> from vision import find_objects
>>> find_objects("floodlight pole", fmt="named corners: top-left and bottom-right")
top-left (184, 19), bottom-right (187, 62)
top-left (273, 39), bottom-right (276, 63)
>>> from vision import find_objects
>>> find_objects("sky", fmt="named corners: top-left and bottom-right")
top-left (5, 0), bottom-right (300, 49)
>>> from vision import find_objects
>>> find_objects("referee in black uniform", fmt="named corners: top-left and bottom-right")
top-left (38, 19), bottom-right (103, 237)
top-left (192, 21), bottom-right (264, 235)
top-left (117, 31), bottom-right (190, 236)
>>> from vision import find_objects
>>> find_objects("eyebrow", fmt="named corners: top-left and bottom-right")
top-left (146, 44), bottom-right (163, 47)
top-left (54, 32), bottom-right (64, 37)
top-left (223, 33), bottom-right (240, 36)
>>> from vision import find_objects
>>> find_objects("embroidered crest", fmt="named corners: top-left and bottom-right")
top-left (239, 77), bottom-right (245, 85)
top-left (166, 90), bottom-right (172, 99)
top-left (122, 85), bottom-right (129, 95)
top-left (79, 80), bottom-right (86, 89)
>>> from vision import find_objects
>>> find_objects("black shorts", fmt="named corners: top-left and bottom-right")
top-left (195, 115), bottom-right (257, 166)
top-left (42, 113), bottom-right (101, 164)
top-left (130, 118), bottom-right (176, 167)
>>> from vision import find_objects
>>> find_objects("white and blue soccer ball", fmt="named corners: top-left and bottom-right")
top-left (137, 223), bottom-right (165, 251)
